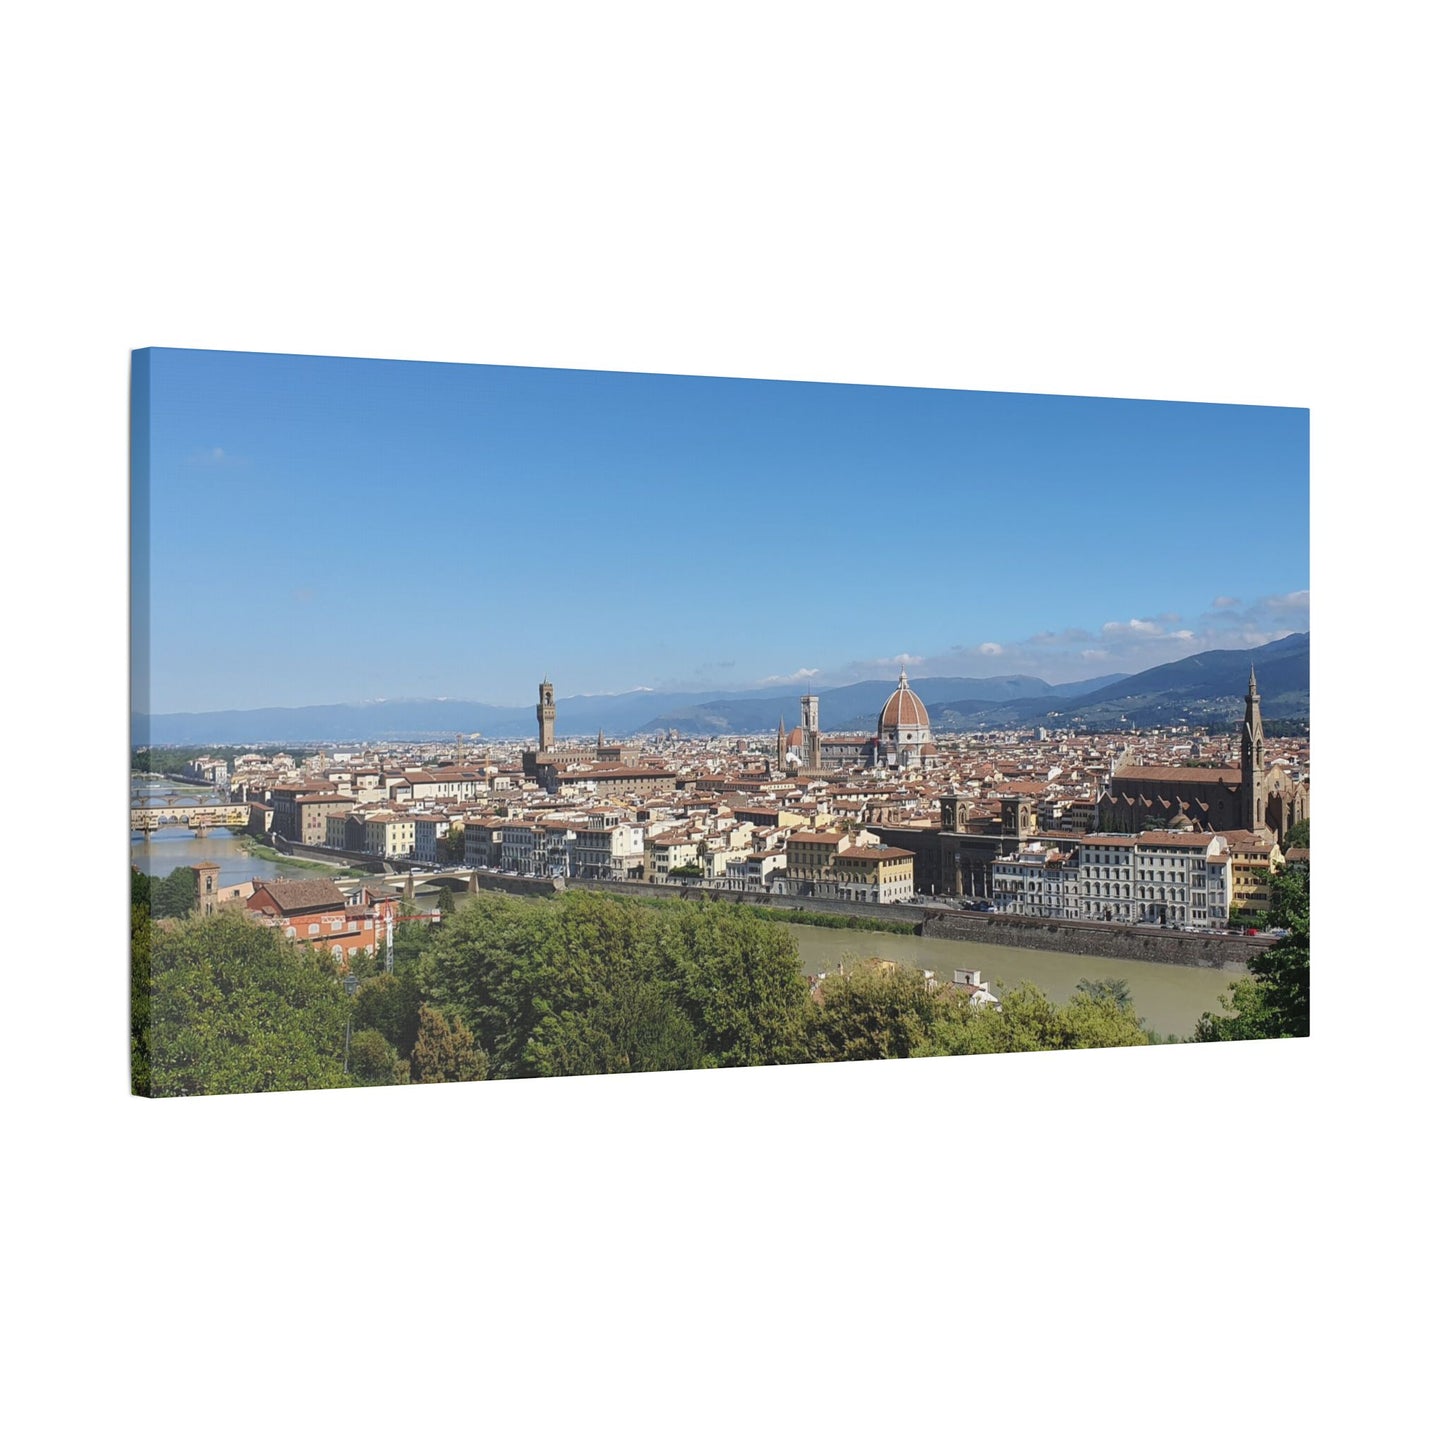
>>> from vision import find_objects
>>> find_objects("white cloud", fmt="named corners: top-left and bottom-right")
top-left (751, 588), bottom-right (1306, 692)
top-left (186, 444), bottom-right (244, 468)
top-left (1263, 589), bottom-right (1310, 612)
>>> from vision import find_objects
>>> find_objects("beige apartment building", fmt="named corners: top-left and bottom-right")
top-left (1221, 831), bottom-right (1285, 919)
top-left (364, 813), bottom-right (417, 859)
top-left (644, 832), bottom-right (700, 884)
top-left (831, 845), bottom-right (916, 903)
top-left (780, 829), bottom-right (915, 902)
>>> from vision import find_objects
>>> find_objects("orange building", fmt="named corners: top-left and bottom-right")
top-left (246, 879), bottom-right (393, 963)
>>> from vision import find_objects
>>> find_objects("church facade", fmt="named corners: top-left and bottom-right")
top-left (1097, 668), bottom-right (1308, 843)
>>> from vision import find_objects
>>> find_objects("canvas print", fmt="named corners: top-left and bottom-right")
top-left (130, 349), bottom-right (1310, 1098)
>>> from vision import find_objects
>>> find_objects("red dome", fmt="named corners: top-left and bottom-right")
top-left (878, 671), bottom-right (931, 732)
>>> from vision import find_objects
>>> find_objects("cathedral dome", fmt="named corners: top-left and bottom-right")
top-left (878, 671), bottom-right (930, 733)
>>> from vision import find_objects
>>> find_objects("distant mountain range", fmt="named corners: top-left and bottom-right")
top-left (638, 672), bottom-right (1129, 737)
top-left (133, 634), bottom-right (1308, 745)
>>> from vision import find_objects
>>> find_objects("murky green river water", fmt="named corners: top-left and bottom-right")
top-left (782, 922), bottom-right (1242, 1039)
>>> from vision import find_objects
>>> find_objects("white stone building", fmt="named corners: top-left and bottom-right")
top-left (572, 810), bottom-right (645, 880)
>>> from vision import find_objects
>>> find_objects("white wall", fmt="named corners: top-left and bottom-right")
top-left (10, 5), bottom-right (1426, 1442)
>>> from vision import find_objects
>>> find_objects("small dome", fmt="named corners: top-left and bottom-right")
top-left (878, 670), bottom-right (930, 732)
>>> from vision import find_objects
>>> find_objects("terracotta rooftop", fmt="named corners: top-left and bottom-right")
top-left (1112, 765), bottom-right (1241, 786)
top-left (252, 879), bottom-right (348, 913)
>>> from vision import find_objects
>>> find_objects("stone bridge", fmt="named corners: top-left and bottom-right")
top-left (131, 804), bottom-right (252, 835)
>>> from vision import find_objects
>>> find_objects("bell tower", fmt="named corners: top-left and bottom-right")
top-left (537, 678), bottom-right (556, 752)
top-left (1240, 665), bottom-right (1266, 831)
top-left (801, 694), bottom-right (821, 771)
top-left (191, 861), bottom-right (221, 917)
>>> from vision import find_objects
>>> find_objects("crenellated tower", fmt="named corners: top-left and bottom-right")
top-left (537, 678), bottom-right (556, 751)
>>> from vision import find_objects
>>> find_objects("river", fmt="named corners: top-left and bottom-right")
top-left (781, 922), bottom-right (1240, 1040)
top-left (128, 777), bottom-right (1237, 1035)
top-left (130, 778), bottom-right (341, 887)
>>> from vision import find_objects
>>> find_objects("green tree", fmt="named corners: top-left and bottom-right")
top-left (131, 872), bottom-right (154, 1094)
top-left (1196, 862), bottom-right (1309, 1041)
top-left (390, 919), bottom-right (435, 975)
top-left (416, 891), bottom-right (810, 1077)
top-left (345, 947), bottom-right (381, 983)
top-left (804, 967), bottom-right (1151, 1061)
top-left (806, 962), bottom-right (960, 1062)
top-left (527, 973), bottom-right (705, 1076)
top-left (654, 901), bottom-right (810, 1067)
top-left (953, 982), bottom-right (1150, 1054)
top-left (348, 1028), bottom-right (404, 1085)
top-left (352, 970), bottom-right (424, 1058)
top-left (437, 827), bottom-right (467, 865)
top-left (411, 1005), bottom-right (488, 1083)
top-left (1052, 990), bottom-right (1155, 1049)
top-left (419, 891), bottom-right (580, 1078)
top-left (152, 866), bottom-right (199, 919)
top-left (1282, 818), bottom-right (1310, 849)
top-left (1075, 978), bottom-right (1133, 1010)
top-left (143, 912), bottom-right (353, 1096)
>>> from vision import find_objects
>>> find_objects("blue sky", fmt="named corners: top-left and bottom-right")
top-left (132, 348), bottom-right (1309, 714)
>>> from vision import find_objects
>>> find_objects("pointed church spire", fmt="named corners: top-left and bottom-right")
top-left (1241, 666), bottom-right (1266, 831)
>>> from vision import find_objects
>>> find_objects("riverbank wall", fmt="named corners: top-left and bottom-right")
top-left (468, 873), bottom-right (564, 898)
top-left (568, 878), bottom-right (1265, 967)
top-left (919, 911), bottom-right (1264, 968)
top-left (566, 877), bottom-right (911, 924)
top-left (265, 838), bottom-right (387, 872)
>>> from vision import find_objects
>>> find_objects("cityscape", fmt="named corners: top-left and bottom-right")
top-left (131, 349), bottom-right (1310, 1096)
